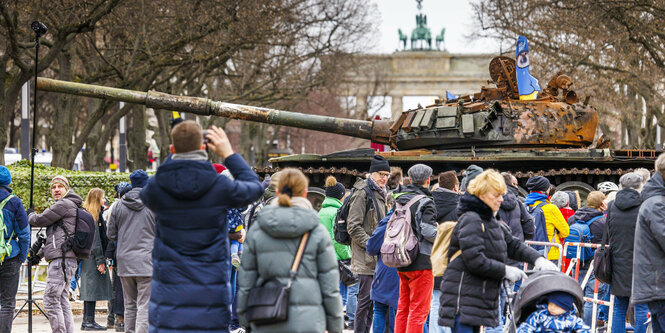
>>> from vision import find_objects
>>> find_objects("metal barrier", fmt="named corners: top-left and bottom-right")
top-left (524, 240), bottom-right (564, 270)
top-left (563, 241), bottom-right (613, 333)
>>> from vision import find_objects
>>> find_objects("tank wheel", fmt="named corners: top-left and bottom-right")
top-left (307, 187), bottom-right (326, 211)
top-left (555, 181), bottom-right (595, 204)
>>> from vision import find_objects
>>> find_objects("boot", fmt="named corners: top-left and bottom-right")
top-left (81, 318), bottom-right (107, 331)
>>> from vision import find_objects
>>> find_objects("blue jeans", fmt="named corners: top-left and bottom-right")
top-left (373, 301), bottom-right (396, 333)
top-left (429, 290), bottom-right (452, 333)
top-left (341, 281), bottom-right (348, 307)
top-left (451, 315), bottom-right (479, 333)
top-left (648, 300), bottom-right (665, 333)
top-left (229, 263), bottom-right (241, 329)
top-left (612, 295), bottom-right (648, 333)
top-left (346, 282), bottom-right (359, 322)
top-left (579, 269), bottom-right (610, 326)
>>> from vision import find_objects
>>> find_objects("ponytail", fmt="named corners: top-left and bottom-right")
top-left (276, 169), bottom-right (309, 207)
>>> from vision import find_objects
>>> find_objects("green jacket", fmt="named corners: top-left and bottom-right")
top-left (318, 197), bottom-right (351, 260)
top-left (237, 197), bottom-right (343, 333)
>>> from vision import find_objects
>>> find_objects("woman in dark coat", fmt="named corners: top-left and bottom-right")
top-left (80, 188), bottom-right (113, 330)
top-left (607, 173), bottom-right (649, 333)
top-left (438, 170), bottom-right (555, 331)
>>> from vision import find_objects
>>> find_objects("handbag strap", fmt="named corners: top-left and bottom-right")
top-left (287, 231), bottom-right (310, 288)
top-left (600, 208), bottom-right (610, 246)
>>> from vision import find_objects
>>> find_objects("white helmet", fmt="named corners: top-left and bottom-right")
top-left (597, 181), bottom-right (619, 194)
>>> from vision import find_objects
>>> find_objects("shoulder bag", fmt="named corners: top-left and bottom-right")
top-left (593, 215), bottom-right (612, 284)
top-left (246, 231), bottom-right (310, 325)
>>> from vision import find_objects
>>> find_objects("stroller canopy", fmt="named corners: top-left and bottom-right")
top-left (512, 271), bottom-right (585, 326)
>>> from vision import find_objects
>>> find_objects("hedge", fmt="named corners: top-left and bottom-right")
top-left (7, 160), bottom-right (135, 212)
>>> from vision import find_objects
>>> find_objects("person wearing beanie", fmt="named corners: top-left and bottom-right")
top-left (524, 176), bottom-right (569, 261)
top-left (130, 170), bottom-right (149, 189)
top-left (29, 175), bottom-right (83, 333)
top-left (551, 191), bottom-right (575, 221)
top-left (108, 172), bottom-right (156, 333)
top-left (0, 166), bottom-right (30, 333)
top-left (517, 291), bottom-right (589, 332)
top-left (347, 155), bottom-right (390, 333)
top-left (460, 164), bottom-right (483, 193)
top-left (318, 176), bottom-right (355, 328)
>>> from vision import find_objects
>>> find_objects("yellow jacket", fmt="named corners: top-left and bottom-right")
top-left (531, 200), bottom-right (570, 260)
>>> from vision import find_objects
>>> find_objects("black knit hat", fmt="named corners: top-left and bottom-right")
top-left (324, 176), bottom-right (346, 200)
top-left (526, 176), bottom-right (551, 192)
top-left (369, 155), bottom-right (390, 173)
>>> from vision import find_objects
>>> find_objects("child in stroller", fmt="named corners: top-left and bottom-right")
top-left (517, 291), bottom-right (589, 332)
top-left (507, 271), bottom-right (590, 333)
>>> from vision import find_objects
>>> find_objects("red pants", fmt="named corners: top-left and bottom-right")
top-left (395, 269), bottom-right (434, 333)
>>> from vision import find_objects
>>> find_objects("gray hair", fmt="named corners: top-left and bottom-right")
top-left (634, 168), bottom-right (651, 185)
top-left (620, 172), bottom-right (643, 191)
top-left (550, 191), bottom-right (570, 208)
top-left (657, 153), bottom-right (665, 179)
top-left (407, 164), bottom-right (433, 186)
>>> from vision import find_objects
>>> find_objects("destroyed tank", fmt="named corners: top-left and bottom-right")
top-left (36, 56), bottom-right (658, 198)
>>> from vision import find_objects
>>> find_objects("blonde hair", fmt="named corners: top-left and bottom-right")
top-left (83, 188), bottom-right (105, 222)
top-left (466, 169), bottom-right (507, 197)
top-left (277, 169), bottom-right (309, 207)
top-left (586, 191), bottom-right (605, 209)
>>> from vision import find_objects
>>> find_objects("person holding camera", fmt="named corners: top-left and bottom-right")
top-left (0, 166), bottom-right (29, 333)
top-left (140, 121), bottom-right (263, 332)
top-left (28, 175), bottom-right (81, 333)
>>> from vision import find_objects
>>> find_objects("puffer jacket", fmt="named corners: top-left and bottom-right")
top-left (0, 186), bottom-right (29, 262)
top-left (607, 188), bottom-right (642, 297)
top-left (499, 189), bottom-right (535, 267)
top-left (393, 184), bottom-right (437, 272)
top-left (439, 193), bottom-right (541, 328)
top-left (632, 173), bottom-right (665, 304)
top-left (29, 190), bottom-right (82, 261)
top-left (107, 187), bottom-right (156, 277)
top-left (237, 197), bottom-right (343, 333)
top-left (347, 178), bottom-right (388, 275)
top-left (318, 197), bottom-right (351, 260)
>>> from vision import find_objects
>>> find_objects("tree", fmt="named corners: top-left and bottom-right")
top-left (473, 0), bottom-right (665, 148)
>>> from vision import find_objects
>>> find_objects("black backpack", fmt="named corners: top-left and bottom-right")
top-left (333, 186), bottom-right (378, 245)
top-left (57, 207), bottom-right (96, 260)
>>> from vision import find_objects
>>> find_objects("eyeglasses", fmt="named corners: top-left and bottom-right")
top-left (376, 172), bottom-right (391, 178)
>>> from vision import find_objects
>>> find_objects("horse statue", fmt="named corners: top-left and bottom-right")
top-left (398, 29), bottom-right (408, 50)
top-left (410, 14), bottom-right (432, 50)
top-left (435, 28), bottom-right (446, 50)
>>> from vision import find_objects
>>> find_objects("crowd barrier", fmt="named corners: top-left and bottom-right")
top-left (563, 241), bottom-right (614, 333)
top-left (524, 240), bottom-right (563, 269)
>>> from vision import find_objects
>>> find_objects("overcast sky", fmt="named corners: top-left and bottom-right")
top-left (370, 0), bottom-right (502, 54)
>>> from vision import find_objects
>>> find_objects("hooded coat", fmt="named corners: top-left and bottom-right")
top-left (318, 196), bottom-right (351, 260)
top-left (237, 197), bottom-right (343, 333)
top-left (498, 188), bottom-right (535, 267)
top-left (606, 188), bottom-right (642, 297)
top-left (525, 192), bottom-right (569, 261)
top-left (632, 173), bottom-right (665, 304)
top-left (140, 153), bottom-right (263, 332)
top-left (0, 186), bottom-right (29, 262)
top-left (438, 193), bottom-right (541, 328)
top-left (107, 187), bottom-right (156, 277)
top-left (29, 190), bottom-right (82, 261)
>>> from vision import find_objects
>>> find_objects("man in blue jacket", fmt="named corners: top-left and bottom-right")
top-left (0, 166), bottom-right (30, 333)
top-left (140, 121), bottom-right (263, 332)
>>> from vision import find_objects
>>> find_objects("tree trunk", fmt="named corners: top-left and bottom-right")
top-left (127, 105), bottom-right (148, 171)
top-left (50, 49), bottom-right (80, 168)
top-left (154, 109), bottom-right (172, 165)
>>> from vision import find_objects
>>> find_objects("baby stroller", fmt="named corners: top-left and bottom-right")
top-left (503, 271), bottom-right (585, 333)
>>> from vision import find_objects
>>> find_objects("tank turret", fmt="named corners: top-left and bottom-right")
top-left (37, 57), bottom-right (597, 151)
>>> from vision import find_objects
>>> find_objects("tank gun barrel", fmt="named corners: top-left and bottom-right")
top-left (36, 77), bottom-right (392, 144)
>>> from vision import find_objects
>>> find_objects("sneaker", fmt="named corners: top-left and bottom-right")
top-left (230, 328), bottom-right (245, 333)
top-left (115, 322), bottom-right (125, 332)
top-left (231, 253), bottom-right (241, 268)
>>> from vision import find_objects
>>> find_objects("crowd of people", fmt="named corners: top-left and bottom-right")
top-left (0, 119), bottom-right (664, 333)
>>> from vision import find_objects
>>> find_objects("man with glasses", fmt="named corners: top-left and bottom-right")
top-left (347, 155), bottom-right (390, 333)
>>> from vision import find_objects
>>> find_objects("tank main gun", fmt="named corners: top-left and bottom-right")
top-left (36, 77), bottom-right (392, 145)
top-left (36, 56), bottom-right (599, 151)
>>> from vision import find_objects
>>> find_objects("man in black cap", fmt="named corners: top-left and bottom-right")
top-left (524, 176), bottom-right (569, 261)
top-left (347, 155), bottom-right (390, 333)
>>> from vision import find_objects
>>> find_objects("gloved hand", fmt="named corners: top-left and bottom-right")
top-left (27, 253), bottom-right (41, 266)
top-left (26, 207), bottom-right (34, 216)
top-left (504, 265), bottom-right (527, 283)
top-left (534, 257), bottom-right (558, 271)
